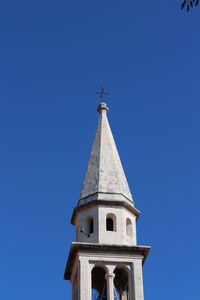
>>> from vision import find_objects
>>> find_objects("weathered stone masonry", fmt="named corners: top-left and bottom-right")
top-left (64, 102), bottom-right (150, 300)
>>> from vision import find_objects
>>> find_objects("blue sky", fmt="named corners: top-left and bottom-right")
top-left (0, 0), bottom-right (200, 299)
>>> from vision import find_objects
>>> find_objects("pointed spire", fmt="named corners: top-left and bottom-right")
top-left (79, 102), bottom-right (134, 207)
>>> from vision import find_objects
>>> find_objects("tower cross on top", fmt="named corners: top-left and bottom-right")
top-left (96, 83), bottom-right (109, 102)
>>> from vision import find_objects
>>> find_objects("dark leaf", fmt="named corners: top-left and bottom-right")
top-left (187, 4), bottom-right (190, 10)
top-left (190, 1), bottom-right (193, 6)
top-left (181, 0), bottom-right (187, 9)
top-left (195, 0), bottom-right (199, 6)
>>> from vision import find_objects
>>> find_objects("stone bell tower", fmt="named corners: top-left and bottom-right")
top-left (64, 100), bottom-right (150, 300)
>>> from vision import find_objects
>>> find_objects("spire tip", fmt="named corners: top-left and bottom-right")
top-left (97, 102), bottom-right (109, 113)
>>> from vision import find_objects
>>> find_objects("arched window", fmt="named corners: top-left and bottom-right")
top-left (106, 214), bottom-right (116, 231)
top-left (88, 217), bottom-right (94, 234)
top-left (91, 266), bottom-right (107, 300)
top-left (106, 218), bottom-right (113, 231)
top-left (114, 267), bottom-right (129, 299)
top-left (126, 218), bottom-right (132, 237)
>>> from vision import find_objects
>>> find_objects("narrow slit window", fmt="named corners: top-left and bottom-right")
top-left (106, 218), bottom-right (114, 231)
top-left (89, 218), bottom-right (94, 234)
top-left (126, 218), bottom-right (132, 237)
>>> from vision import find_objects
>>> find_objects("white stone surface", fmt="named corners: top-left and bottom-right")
top-left (66, 103), bottom-right (149, 300)
top-left (70, 250), bottom-right (145, 300)
top-left (79, 104), bottom-right (133, 206)
top-left (75, 205), bottom-right (137, 246)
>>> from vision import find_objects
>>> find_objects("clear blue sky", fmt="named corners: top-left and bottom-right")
top-left (0, 0), bottom-right (200, 299)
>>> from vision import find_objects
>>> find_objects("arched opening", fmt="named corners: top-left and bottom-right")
top-left (106, 218), bottom-right (113, 231)
top-left (106, 214), bottom-right (116, 232)
top-left (114, 267), bottom-right (129, 300)
top-left (126, 218), bottom-right (132, 237)
top-left (88, 217), bottom-right (94, 234)
top-left (92, 266), bottom-right (107, 299)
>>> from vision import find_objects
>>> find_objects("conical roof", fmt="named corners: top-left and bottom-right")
top-left (78, 102), bottom-right (134, 207)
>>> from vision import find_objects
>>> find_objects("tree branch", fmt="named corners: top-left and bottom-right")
top-left (181, 0), bottom-right (199, 11)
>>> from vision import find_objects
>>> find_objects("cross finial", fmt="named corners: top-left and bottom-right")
top-left (96, 83), bottom-right (109, 102)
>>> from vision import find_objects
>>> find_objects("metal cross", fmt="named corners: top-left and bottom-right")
top-left (96, 83), bottom-right (109, 102)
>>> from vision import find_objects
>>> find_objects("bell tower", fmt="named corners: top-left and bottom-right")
top-left (64, 100), bottom-right (150, 300)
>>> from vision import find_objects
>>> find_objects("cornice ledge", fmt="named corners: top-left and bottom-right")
top-left (71, 199), bottom-right (140, 225)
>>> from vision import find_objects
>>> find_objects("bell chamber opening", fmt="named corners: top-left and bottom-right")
top-left (92, 266), bottom-right (107, 299)
top-left (114, 267), bottom-right (129, 300)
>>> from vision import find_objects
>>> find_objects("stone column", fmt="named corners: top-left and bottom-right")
top-left (105, 266), bottom-right (115, 300)
top-left (128, 264), bottom-right (134, 300)
top-left (71, 283), bottom-right (75, 300)
top-left (78, 257), bottom-right (91, 300)
top-left (132, 259), bottom-right (144, 300)
top-left (70, 265), bottom-right (78, 300)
